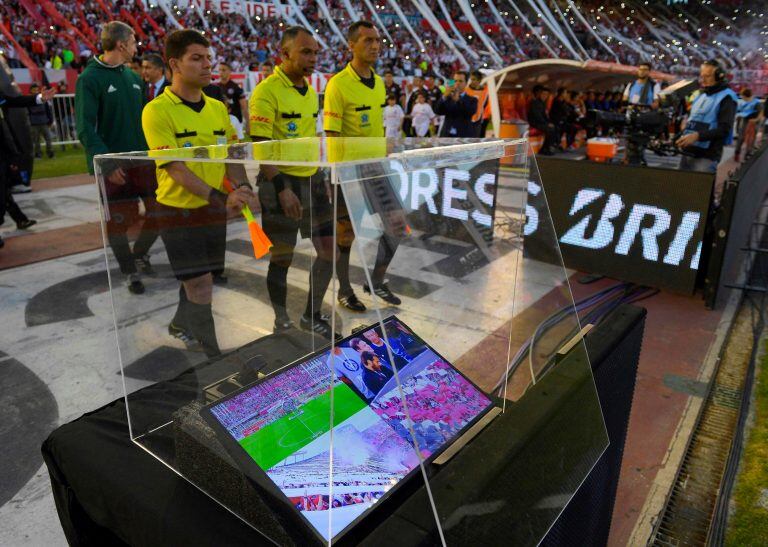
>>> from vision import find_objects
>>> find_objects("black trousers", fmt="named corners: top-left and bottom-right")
top-left (533, 123), bottom-right (560, 152)
top-left (336, 164), bottom-right (406, 294)
top-left (0, 157), bottom-right (29, 226)
top-left (102, 165), bottom-right (160, 275)
top-left (260, 172), bottom-right (334, 319)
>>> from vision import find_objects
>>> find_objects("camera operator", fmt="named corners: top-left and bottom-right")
top-left (622, 62), bottom-right (660, 109)
top-left (675, 60), bottom-right (737, 173)
top-left (621, 62), bottom-right (661, 165)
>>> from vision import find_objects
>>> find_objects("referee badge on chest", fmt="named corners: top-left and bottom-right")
top-left (193, 146), bottom-right (210, 158)
top-left (213, 128), bottom-right (227, 146)
top-left (287, 121), bottom-right (297, 134)
top-left (361, 113), bottom-right (370, 126)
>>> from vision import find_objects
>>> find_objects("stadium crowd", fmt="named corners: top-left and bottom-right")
top-left (212, 358), bottom-right (331, 439)
top-left (2, 0), bottom-right (765, 77)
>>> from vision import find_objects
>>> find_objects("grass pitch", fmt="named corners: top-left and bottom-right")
top-left (32, 146), bottom-right (88, 180)
top-left (240, 383), bottom-right (367, 471)
top-left (725, 340), bottom-right (768, 546)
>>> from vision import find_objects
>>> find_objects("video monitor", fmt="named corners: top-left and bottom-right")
top-left (202, 316), bottom-right (494, 543)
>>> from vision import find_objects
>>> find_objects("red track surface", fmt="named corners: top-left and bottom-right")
top-left (569, 278), bottom-right (724, 546)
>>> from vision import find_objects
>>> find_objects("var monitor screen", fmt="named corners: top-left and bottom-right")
top-left (202, 316), bottom-right (493, 543)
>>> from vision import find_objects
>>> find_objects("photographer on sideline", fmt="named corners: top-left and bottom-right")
top-left (622, 62), bottom-right (660, 109)
top-left (676, 60), bottom-right (737, 173)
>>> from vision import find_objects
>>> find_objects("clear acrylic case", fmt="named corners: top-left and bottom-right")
top-left (94, 137), bottom-right (607, 546)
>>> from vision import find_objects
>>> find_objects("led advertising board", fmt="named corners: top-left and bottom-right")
top-left (525, 157), bottom-right (715, 294)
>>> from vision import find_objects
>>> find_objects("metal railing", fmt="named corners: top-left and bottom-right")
top-left (50, 93), bottom-right (78, 146)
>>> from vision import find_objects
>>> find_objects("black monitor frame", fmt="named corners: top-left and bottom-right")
top-left (200, 315), bottom-right (495, 545)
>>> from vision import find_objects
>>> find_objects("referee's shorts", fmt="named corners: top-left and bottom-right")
top-left (259, 172), bottom-right (334, 256)
top-left (155, 201), bottom-right (227, 281)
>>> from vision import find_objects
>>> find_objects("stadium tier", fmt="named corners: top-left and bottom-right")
top-left (1, 0), bottom-right (765, 80)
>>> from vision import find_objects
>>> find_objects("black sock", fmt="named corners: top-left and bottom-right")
top-left (337, 245), bottom-right (353, 297)
top-left (267, 262), bottom-right (290, 320)
top-left (171, 284), bottom-right (188, 330)
top-left (186, 301), bottom-right (220, 358)
top-left (305, 257), bottom-right (333, 318)
top-left (372, 235), bottom-right (401, 286)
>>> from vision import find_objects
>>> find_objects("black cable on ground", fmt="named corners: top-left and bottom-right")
top-left (494, 281), bottom-right (659, 395)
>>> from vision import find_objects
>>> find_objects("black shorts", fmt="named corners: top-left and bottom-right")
top-left (155, 201), bottom-right (227, 281)
top-left (259, 172), bottom-right (334, 256)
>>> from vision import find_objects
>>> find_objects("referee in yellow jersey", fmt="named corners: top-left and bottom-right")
top-left (249, 27), bottom-right (338, 340)
top-left (142, 29), bottom-right (257, 357)
top-left (324, 20), bottom-right (407, 310)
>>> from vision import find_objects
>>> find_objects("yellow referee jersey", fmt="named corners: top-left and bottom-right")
top-left (249, 65), bottom-right (319, 177)
top-left (142, 87), bottom-right (237, 209)
top-left (323, 63), bottom-right (386, 137)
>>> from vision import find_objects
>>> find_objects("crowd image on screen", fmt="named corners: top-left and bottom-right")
top-left (266, 418), bottom-right (419, 491)
top-left (325, 319), bottom-right (491, 454)
top-left (210, 358), bottom-right (332, 441)
top-left (369, 359), bottom-right (491, 454)
top-left (290, 491), bottom-right (385, 512)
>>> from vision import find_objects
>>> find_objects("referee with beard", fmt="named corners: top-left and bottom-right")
top-left (142, 29), bottom-right (257, 356)
top-left (249, 27), bottom-right (338, 340)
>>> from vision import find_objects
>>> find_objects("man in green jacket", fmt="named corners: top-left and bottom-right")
top-left (76, 21), bottom-right (158, 294)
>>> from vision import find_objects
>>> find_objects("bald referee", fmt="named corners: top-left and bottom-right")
top-left (324, 20), bottom-right (406, 311)
top-left (249, 27), bottom-right (338, 340)
top-left (142, 29), bottom-right (257, 357)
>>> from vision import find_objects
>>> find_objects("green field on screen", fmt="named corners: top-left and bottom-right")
top-left (239, 383), bottom-right (368, 470)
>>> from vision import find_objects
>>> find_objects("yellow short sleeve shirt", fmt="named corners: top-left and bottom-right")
top-left (142, 87), bottom-right (237, 209)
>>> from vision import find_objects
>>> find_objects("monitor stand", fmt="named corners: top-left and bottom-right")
top-left (433, 406), bottom-right (502, 465)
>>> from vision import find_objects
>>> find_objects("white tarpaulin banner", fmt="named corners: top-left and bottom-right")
top-left (175, 0), bottom-right (291, 19)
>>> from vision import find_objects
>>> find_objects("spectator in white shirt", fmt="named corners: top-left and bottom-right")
top-left (410, 93), bottom-right (436, 137)
top-left (224, 101), bottom-right (244, 140)
top-left (383, 94), bottom-right (405, 138)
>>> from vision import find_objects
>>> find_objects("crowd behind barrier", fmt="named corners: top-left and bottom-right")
top-left (1, 0), bottom-right (766, 82)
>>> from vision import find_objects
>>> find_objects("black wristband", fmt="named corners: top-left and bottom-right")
top-left (208, 187), bottom-right (227, 207)
top-left (271, 173), bottom-right (287, 194)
